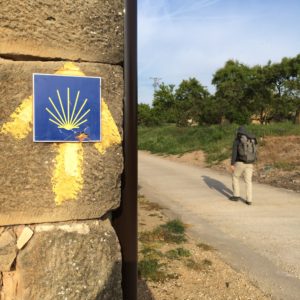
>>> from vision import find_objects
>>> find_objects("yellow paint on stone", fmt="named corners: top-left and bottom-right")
top-left (52, 143), bottom-right (84, 205)
top-left (0, 62), bottom-right (122, 205)
top-left (0, 63), bottom-right (84, 139)
top-left (51, 63), bottom-right (86, 205)
top-left (94, 100), bottom-right (122, 154)
top-left (55, 62), bottom-right (85, 76)
top-left (0, 96), bottom-right (33, 139)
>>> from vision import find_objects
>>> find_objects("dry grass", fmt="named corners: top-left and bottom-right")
top-left (257, 136), bottom-right (300, 166)
top-left (197, 242), bottom-right (215, 251)
top-left (139, 196), bottom-right (164, 211)
top-left (185, 258), bottom-right (213, 271)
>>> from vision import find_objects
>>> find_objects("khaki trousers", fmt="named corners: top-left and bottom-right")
top-left (232, 162), bottom-right (253, 202)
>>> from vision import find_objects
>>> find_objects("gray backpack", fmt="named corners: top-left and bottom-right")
top-left (238, 135), bottom-right (257, 163)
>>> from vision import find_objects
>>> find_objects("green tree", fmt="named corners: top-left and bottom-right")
top-left (175, 78), bottom-right (210, 126)
top-left (248, 64), bottom-right (274, 124)
top-left (262, 56), bottom-right (300, 122)
top-left (138, 103), bottom-right (161, 126)
top-left (264, 59), bottom-right (292, 121)
top-left (201, 95), bottom-right (223, 124)
top-left (212, 60), bottom-right (253, 124)
top-left (283, 54), bottom-right (300, 123)
top-left (152, 83), bottom-right (177, 123)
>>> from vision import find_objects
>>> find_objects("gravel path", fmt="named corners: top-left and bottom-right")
top-left (138, 151), bottom-right (300, 300)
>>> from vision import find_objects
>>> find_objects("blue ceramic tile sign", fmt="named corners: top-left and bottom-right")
top-left (33, 74), bottom-right (101, 142)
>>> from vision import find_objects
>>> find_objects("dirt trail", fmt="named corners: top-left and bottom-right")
top-left (138, 151), bottom-right (300, 300)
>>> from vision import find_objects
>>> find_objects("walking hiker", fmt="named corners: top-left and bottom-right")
top-left (230, 126), bottom-right (257, 205)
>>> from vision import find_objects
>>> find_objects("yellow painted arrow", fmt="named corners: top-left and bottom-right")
top-left (0, 62), bottom-right (122, 205)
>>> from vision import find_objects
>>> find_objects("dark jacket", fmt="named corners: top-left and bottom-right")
top-left (231, 126), bottom-right (257, 165)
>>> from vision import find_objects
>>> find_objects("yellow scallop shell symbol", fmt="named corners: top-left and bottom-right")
top-left (46, 88), bottom-right (90, 130)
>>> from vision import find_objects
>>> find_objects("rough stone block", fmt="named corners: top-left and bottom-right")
top-left (0, 60), bottom-right (123, 225)
top-left (1, 272), bottom-right (17, 300)
top-left (0, 0), bottom-right (124, 63)
top-left (0, 220), bottom-right (122, 300)
top-left (0, 231), bottom-right (17, 271)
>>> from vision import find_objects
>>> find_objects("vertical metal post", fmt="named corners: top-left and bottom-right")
top-left (112, 0), bottom-right (137, 299)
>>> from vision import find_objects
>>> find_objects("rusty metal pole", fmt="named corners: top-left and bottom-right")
top-left (112, 0), bottom-right (137, 299)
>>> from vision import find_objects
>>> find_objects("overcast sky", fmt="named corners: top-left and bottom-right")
top-left (138, 0), bottom-right (300, 104)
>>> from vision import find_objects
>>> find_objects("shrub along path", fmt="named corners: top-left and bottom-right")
top-left (138, 151), bottom-right (300, 300)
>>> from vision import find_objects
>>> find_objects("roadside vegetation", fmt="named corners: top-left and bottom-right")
top-left (138, 196), bottom-right (201, 283)
top-left (138, 199), bottom-right (216, 286)
top-left (138, 53), bottom-right (300, 165)
top-left (139, 122), bottom-right (300, 164)
top-left (138, 196), bottom-right (271, 299)
top-left (138, 218), bottom-right (188, 282)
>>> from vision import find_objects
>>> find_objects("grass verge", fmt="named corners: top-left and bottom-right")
top-left (138, 218), bottom-right (189, 282)
top-left (138, 259), bottom-right (176, 282)
top-left (140, 219), bottom-right (187, 244)
top-left (138, 122), bottom-right (300, 164)
top-left (165, 247), bottom-right (191, 259)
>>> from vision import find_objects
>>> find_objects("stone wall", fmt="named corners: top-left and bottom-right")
top-left (0, 220), bottom-right (122, 300)
top-left (0, 0), bottom-right (124, 63)
top-left (0, 1), bottom-right (124, 299)
top-left (0, 61), bottom-right (123, 225)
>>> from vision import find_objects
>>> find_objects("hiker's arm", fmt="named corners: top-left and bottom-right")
top-left (231, 140), bottom-right (238, 166)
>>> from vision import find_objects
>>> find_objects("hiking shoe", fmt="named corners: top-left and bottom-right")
top-left (245, 201), bottom-right (252, 205)
top-left (229, 196), bottom-right (239, 201)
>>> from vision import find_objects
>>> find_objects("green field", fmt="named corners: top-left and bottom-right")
top-left (138, 122), bottom-right (300, 164)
